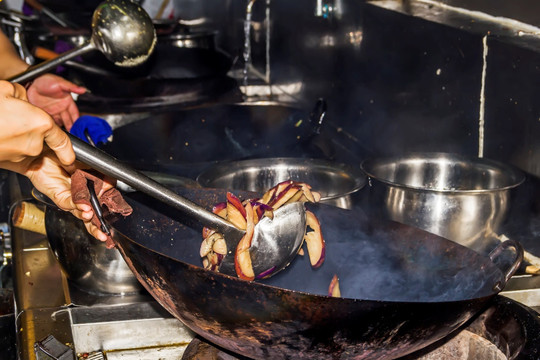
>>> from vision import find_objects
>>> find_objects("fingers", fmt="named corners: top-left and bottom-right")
top-left (65, 101), bottom-right (80, 130)
top-left (68, 205), bottom-right (109, 243)
top-left (60, 110), bottom-right (75, 131)
top-left (11, 82), bottom-right (28, 100)
top-left (43, 125), bottom-right (75, 166)
top-left (0, 80), bottom-right (27, 101)
top-left (23, 154), bottom-right (108, 243)
top-left (51, 114), bottom-right (64, 128)
top-left (0, 80), bottom-right (76, 166)
top-left (25, 75), bottom-right (85, 131)
top-left (98, 176), bottom-right (116, 197)
top-left (55, 76), bottom-right (87, 95)
top-left (82, 219), bottom-right (110, 242)
top-left (50, 102), bottom-right (79, 130)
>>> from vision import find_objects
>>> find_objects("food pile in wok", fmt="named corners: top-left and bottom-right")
top-left (200, 180), bottom-right (334, 286)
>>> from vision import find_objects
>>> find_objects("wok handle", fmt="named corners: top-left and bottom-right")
top-left (68, 133), bottom-right (243, 239)
top-left (489, 239), bottom-right (524, 291)
top-left (86, 179), bottom-right (111, 236)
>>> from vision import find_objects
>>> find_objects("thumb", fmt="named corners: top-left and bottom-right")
top-left (44, 126), bottom-right (75, 166)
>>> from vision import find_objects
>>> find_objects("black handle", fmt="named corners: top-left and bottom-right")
top-left (86, 179), bottom-right (111, 235)
top-left (309, 98), bottom-right (327, 134)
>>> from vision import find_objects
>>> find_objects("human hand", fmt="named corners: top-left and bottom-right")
top-left (0, 80), bottom-right (109, 241)
top-left (15, 150), bottom-right (114, 242)
top-left (26, 74), bottom-right (86, 131)
top-left (0, 80), bottom-right (74, 165)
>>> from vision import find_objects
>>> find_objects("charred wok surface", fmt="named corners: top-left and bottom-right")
top-left (182, 295), bottom-right (540, 360)
top-left (109, 187), bottom-right (507, 360)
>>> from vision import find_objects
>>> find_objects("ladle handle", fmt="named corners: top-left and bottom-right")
top-left (25, 0), bottom-right (69, 28)
top-left (9, 43), bottom-right (95, 84)
top-left (68, 133), bottom-right (242, 237)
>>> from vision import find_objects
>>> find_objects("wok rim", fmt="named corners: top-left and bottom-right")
top-left (112, 216), bottom-right (504, 305)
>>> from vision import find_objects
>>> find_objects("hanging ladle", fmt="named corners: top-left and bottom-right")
top-left (8, 0), bottom-right (157, 84)
top-left (68, 134), bottom-right (307, 279)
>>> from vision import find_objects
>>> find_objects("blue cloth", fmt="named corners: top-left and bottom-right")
top-left (70, 115), bottom-right (112, 145)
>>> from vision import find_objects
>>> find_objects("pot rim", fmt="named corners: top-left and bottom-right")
top-left (361, 152), bottom-right (526, 194)
top-left (159, 30), bottom-right (218, 40)
top-left (196, 157), bottom-right (367, 200)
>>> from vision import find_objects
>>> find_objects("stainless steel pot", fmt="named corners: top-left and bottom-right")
top-left (44, 205), bottom-right (142, 294)
top-left (158, 30), bottom-right (217, 49)
top-left (34, 172), bottom-right (200, 295)
top-left (361, 153), bottom-right (525, 252)
top-left (196, 157), bottom-right (367, 209)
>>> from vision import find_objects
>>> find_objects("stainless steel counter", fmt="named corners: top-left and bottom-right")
top-left (12, 226), bottom-right (195, 360)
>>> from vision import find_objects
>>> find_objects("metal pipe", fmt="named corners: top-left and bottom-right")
top-left (68, 134), bottom-right (243, 239)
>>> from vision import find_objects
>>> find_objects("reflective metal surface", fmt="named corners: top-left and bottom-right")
top-left (361, 153), bottom-right (525, 251)
top-left (45, 206), bottom-right (142, 295)
top-left (90, 0), bottom-right (156, 67)
top-left (159, 30), bottom-right (217, 49)
top-left (197, 157), bottom-right (367, 209)
top-left (34, 172), bottom-right (200, 295)
top-left (9, 0), bottom-right (156, 83)
top-left (244, 202), bottom-right (306, 277)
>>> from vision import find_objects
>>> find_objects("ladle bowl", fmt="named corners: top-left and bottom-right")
top-left (9, 0), bottom-right (156, 83)
top-left (90, 0), bottom-right (156, 66)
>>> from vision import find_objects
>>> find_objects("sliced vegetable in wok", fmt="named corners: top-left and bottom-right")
top-left (200, 180), bottom-right (325, 279)
top-left (328, 274), bottom-right (341, 297)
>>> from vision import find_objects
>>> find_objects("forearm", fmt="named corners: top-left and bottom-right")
top-left (0, 31), bottom-right (29, 79)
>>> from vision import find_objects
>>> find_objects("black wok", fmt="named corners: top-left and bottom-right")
top-left (109, 187), bottom-right (522, 360)
top-left (59, 43), bottom-right (235, 111)
top-left (67, 44), bottom-right (233, 82)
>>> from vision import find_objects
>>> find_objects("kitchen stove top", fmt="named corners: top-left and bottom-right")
top-left (7, 173), bottom-right (194, 360)
top-left (76, 76), bottom-right (243, 114)
top-left (12, 227), bottom-right (195, 360)
top-left (7, 174), bottom-right (540, 360)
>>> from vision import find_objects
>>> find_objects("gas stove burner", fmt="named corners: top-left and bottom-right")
top-left (181, 296), bottom-right (540, 360)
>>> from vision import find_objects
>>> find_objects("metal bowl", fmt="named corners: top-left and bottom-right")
top-left (34, 172), bottom-right (200, 295)
top-left (197, 157), bottom-right (366, 209)
top-left (158, 30), bottom-right (217, 49)
top-left (361, 153), bottom-right (525, 251)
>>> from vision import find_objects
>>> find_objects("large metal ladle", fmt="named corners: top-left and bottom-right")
top-left (68, 134), bottom-right (307, 279)
top-left (9, 0), bottom-right (156, 84)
